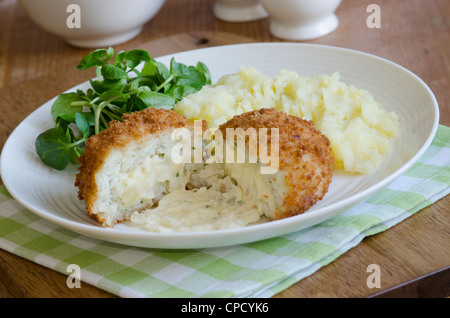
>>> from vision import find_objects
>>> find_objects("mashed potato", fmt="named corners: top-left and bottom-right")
top-left (173, 67), bottom-right (399, 174)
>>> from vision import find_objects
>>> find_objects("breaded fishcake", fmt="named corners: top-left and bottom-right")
top-left (75, 108), bottom-right (201, 226)
top-left (74, 107), bottom-right (333, 231)
top-left (219, 108), bottom-right (334, 220)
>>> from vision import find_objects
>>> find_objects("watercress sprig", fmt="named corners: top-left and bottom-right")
top-left (35, 47), bottom-right (211, 170)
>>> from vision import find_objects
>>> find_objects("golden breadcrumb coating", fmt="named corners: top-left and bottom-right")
top-left (218, 108), bottom-right (334, 219)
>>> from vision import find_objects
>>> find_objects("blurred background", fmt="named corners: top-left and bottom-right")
top-left (0, 0), bottom-right (448, 113)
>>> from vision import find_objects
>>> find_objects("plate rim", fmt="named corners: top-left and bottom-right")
top-left (0, 42), bottom-right (440, 249)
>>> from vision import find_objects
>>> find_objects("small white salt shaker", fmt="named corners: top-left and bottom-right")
top-left (259, 0), bottom-right (342, 40)
top-left (213, 0), bottom-right (268, 22)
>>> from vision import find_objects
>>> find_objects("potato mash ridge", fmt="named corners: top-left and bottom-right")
top-left (173, 66), bottom-right (399, 174)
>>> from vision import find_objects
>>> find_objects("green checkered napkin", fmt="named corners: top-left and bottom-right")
top-left (0, 125), bottom-right (449, 298)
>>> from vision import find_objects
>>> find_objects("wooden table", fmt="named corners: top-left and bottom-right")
top-left (0, 0), bottom-right (449, 298)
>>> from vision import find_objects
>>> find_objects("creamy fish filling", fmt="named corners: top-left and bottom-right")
top-left (92, 131), bottom-right (286, 232)
top-left (130, 162), bottom-right (285, 232)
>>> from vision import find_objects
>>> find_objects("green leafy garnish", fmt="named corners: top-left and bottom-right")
top-left (35, 47), bottom-right (211, 170)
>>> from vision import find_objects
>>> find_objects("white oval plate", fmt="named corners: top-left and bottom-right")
top-left (0, 43), bottom-right (439, 249)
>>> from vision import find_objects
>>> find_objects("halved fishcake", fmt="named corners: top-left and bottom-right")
top-left (218, 108), bottom-right (334, 220)
top-left (75, 108), bottom-right (334, 231)
top-left (75, 108), bottom-right (202, 227)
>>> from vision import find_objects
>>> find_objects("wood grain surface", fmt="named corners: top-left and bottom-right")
top-left (0, 0), bottom-right (449, 298)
